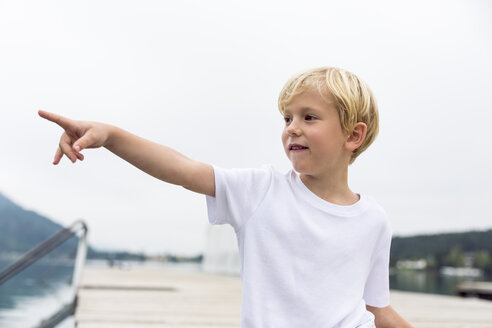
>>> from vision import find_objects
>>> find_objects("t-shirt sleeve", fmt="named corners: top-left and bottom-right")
top-left (205, 165), bottom-right (273, 231)
top-left (363, 219), bottom-right (393, 308)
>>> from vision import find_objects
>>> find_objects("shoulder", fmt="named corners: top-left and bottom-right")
top-left (208, 164), bottom-right (280, 229)
top-left (362, 195), bottom-right (393, 236)
top-left (212, 164), bottom-right (279, 192)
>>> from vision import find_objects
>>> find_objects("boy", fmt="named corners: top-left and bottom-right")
top-left (39, 67), bottom-right (413, 328)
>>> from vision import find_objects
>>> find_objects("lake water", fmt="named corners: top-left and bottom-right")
top-left (0, 258), bottom-right (76, 328)
top-left (389, 269), bottom-right (492, 296)
top-left (1, 259), bottom-right (490, 327)
top-left (0, 259), bottom-right (203, 328)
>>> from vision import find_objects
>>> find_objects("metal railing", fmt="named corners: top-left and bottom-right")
top-left (0, 220), bottom-right (88, 328)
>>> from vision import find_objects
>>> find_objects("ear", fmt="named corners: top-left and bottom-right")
top-left (345, 122), bottom-right (367, 152)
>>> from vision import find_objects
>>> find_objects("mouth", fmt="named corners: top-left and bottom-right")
top-left (288, 143), bottom-right (309, 151)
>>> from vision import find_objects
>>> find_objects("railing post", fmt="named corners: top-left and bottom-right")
top-left (72, 221), bottom-right (88, 301)
top-left (0, 219), bottom-right (89, 328)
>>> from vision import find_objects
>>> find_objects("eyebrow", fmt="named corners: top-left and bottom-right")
top-left (283, 106), bottom-right (321, 115)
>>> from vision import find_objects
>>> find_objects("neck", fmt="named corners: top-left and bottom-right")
top-left (299, 166), bottom-right (359, 205)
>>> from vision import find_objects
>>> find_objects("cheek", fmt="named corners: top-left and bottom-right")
top-left (281, 130), bottom-right (288, 145)
top-left (281, 131), bottom-right (291, 157)
top-left (309, 132), bottom-right (335, 152)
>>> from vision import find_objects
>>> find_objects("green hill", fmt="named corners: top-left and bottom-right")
top-left (0, 191), bottom-right (143, 264)
top-left (0, 191), bottom-right (79, 259)
top-left (391, 229), bottom-right (492, 275)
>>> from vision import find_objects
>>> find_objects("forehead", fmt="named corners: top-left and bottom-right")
top-left (283, 88), bottom-right (336, 114)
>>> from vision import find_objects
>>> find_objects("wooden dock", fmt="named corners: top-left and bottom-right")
top-left (75, 265), bottom-right (492, 328)
top-left (457, 281), bottom-right (492, 300)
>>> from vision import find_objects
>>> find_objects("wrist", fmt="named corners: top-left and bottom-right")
top-left (103, 124), bottom-right (119, 149)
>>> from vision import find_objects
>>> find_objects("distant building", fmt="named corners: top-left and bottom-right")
top-left (396, 259), bottom-right (427, 270)
top-left (440, 266), bottom-right (482, 277)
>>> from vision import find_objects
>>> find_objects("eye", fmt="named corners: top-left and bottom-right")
top-left (305, 115), bottom-right (316, 121)
top-left (283, 116), bottom-right (291, 123)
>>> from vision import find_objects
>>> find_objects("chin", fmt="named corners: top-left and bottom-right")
top-left (291, 163), bottom-right (310, 174)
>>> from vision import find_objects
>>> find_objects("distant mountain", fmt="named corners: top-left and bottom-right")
top-left (391, 229), bottom-right (492, 260)
top-left (0, 191), bottom-right (78, 257)
top-left (0, 192), bottom-right (147, 264)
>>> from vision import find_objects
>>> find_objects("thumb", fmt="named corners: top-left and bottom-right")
top-left (73, 133), bottom-right (93, 152)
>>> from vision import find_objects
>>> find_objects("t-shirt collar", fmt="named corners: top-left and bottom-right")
top-left (290, 170), bottom-right (369, 217)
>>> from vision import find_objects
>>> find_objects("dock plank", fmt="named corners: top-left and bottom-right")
top-left (76, 266), bottom-right (241, 328)
top-left (76, 266), bottom-right (492, 328)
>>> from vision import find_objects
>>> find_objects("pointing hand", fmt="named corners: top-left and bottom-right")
top-left (38, 110), bottom-right (110, 164)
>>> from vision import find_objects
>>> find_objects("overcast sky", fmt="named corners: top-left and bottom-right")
top-left (1, 0), bottom-right (491, 256)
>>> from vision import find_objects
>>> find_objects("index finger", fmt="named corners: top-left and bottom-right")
top-left (38, 110), bottom-right (78, 131)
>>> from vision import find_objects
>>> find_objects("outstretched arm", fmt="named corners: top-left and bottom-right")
top-left (366, 305), bottom-right (414, 328)
top-left (38, 110), bottom-right (215, 196)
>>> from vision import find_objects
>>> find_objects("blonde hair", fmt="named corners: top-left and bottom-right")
top-left (278, 67), bottom-right (379, 164)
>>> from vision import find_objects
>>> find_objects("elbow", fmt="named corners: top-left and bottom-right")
top-left (366, 304), bottom-right (414, 328)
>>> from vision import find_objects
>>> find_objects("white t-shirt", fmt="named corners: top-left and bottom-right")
top-left (206, 165), bottom-right (392, 328)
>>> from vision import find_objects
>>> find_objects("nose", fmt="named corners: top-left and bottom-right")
top-left (287, 117), bottom-right (302, 136)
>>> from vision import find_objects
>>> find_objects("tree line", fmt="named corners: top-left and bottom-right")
top-left (390, 229), bottom-right (492, 276)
